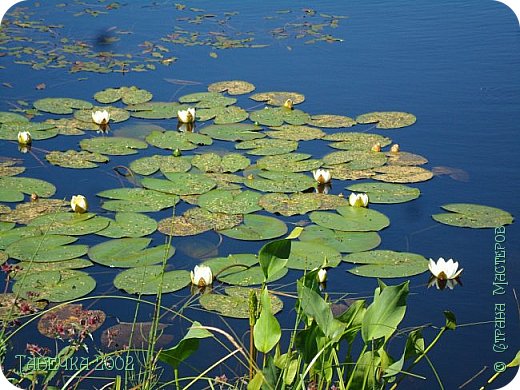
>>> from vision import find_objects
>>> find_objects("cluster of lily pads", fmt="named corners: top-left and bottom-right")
top-left (0, 80), bottom-right (514, 322)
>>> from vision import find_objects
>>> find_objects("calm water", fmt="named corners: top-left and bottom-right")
top-left (1, 1), bottom-right (519, 389)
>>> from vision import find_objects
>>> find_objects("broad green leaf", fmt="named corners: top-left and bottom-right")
top-left (0, 177), bottom-right (56, 202)
top-left (257, 153), bottom-right (322, 172)
top-left (299, 225), bottom-right (381, 253)
top-left (197, 105), bottom-right (248, 124)
top-left (432, 203), bottom-right (514, 228)
top-left (80, 137), bottom-right (147, 155)
top-left (249, 107), bottom-right (310, 127)
top-left (219, 214), bottom-right (287, 241)
top-left (127, 102), bottom-right (187, 119)
top-left (129, 155), bottom-right (191, 176)
top-left (208, 80), bottom-right (255, 95)
top-left (74, 106), bottom-right (130, 123)
top-left (286, 241), bottom-right (342, 270)
top-left (345, 250), bottom-right (428, 278)
top-left (94, 86), bottom-right (153, 105)
top-left (265, 125), bottom-right (325, 141)
top-left (145, 130), bottom-right (212, 150)
top-left (310, 206), bottom-right (390, 232)
top-left (191, 153), bottom-right (250, 173)
top-left (356, 111), bottom-right (416, 129)
top-left (308, 114), bottom-right (356, 128)
top-left (259, 239), bottom-right (291, 280)
top-left (98, 188), bottom-right (179, 212)
top-left (323, 150), bottom-right (387, 169)
top-left (142, 173), bottom-right (216, 195)
top-left (324, 132), bottom-right (391, 151)
top-left (89, 238), bottom-right (174, 267)
top-left (6, 234), bottom-right (88, 262)
top-left (346, 183), bottom-right (420, 204)
top-left (203, 254), bottom-right (259, 275)
top-left (114, 266), bottom-right (190, 294)
top-left (199, 123), bottom-right (264, 141)
top-left (259, 193), bottom-right (322, 216)
top-left (28, 212), bottom-right (111, 236)
top-left (217, 265), bottom-right (287, 286)
top-left (179, 92), bottom-right (236, 108)
top-left (373, 165), bottom-right (433, 183)
top-left (33, 98), bottom-right (92, 114)
top-left (250, 92), bottom-right (305, 106)
top-left (236, 138), bottom-right (298, 156)
top-left (244, 171), bottom-right (315, 193)
top-left (198, 189), bottom-right (262, 214)
top-left (96, 212), bottom-right (157, 238)
top-left (46, 150), bottom-right (109, 169)
top-left (254, 288), bottom-right (282, 353)
top-left (158, 208), bottom-right (242, 236)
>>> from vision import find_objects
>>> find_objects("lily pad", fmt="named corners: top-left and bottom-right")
top-left (142, 173), bottom-right (217, 196)
top-left (0, 122), bottom-right (59, 141)
top-left (38, 304), bottom-right (105, 339)
top-left (191, 153), bottom-right (250, 173)
top-left (0, 293), bottom-right (47, 321)
top-left (308, 114), bottom-right (357, 128)
top-left (98, 188), bottom-right (179, 212)
top-left (13, 270), bottom-right (96, 302)
top-left (218, 265), bottom-right (287, 286)
top-left (203, 253), bottom-right (259, 275)
top-left (80, 137), bottom-right (148, 155)
top-left (0, 199), bottom-right (69, 224)
top-left (11, 259), bottom-right (93, 279)
top-left (432, 204), bottom-right (514, 228)
top-left (28, 212), bottom-right (111, 236)
top-left (355, 112), bottom-right (416, 129)
top-left (315, 193), bottom-right (350, 210)
top-left (299, 225), bottom-right (381, 253)
top-left (158, 208), bottom-right (242, 236)
top-left (323, 151), bottom-right (387, 170)
top-left (74, 106), bottom-right (130, 123)
top-left (197, 106), bottom-right (248, 124)
top-left (6, 234), bottom-right (88, 262)
top-left (44, 118), bottom-right (100, 135)
top-left (199, 287), bottom-right (283, 318)
top-left (198, 190), bottom-right (262, 214)
top-left (0, 177), bottom-right (56, 202)
top-left (0, 112), bottom-right (29, 123)
top-left (208, 80), bottom-right (255, 95)
top-left (200, 123), bottom-right (264, 141)
top-left (286, 241), bottom-right (342, 270)
top-left (325, 132), bottom-right (392, 151)
top-left (129, 155), bottom-right (191, 176)
top-left (179, 92), bottom-right (236, 108)
top-left (250, 92), bottom-right (305, 106)
top-left (386, 152), bottom-right (428, 166)
top-left (146, 130), bottom-right (212, 150)
top-left (33, 98), bottom-right (93, 115)
top-left (97, 212), bottom-right (158, 238)
top-left (94, 86), bottom-right (153, 105)
top-left (0, 226), bottom-right (43, 250)
top-left (235, 138), bottom-right (298, 156)
top-left (373, 166), bottom-right (433, 183)
top-left (344, 250), bottom-right (428, 278)
top-left (244, 171), bottom-right (315, 193)
top-left (310, 206), bottom-right (390, 232)
top-left (46, 150), bottom-right (109, 169)
top-left (114, 266), bottom-right (190, 294)
top-left (328, 166), bottom-right (376, 181)
top-left (266, 125), bottom-right (325, 141)
top-left (257, 153), bottom-right (322, 172)
top-left (0, 161), bottom-right (25, 177)
top-left (127, 102), bottom-right (187, 119)
top-left (249, 107), bottom-right (310, 127)
top-left (89, 238), bottom-right (174, 267)
top-left (219, 214), bottom-right (287, 241)
top-left (346, 183), bottom-right (420, 204)
top-left (259, 193), bottom-right (321, 216)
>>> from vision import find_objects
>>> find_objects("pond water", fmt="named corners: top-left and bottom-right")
top-left (0, 1), bottom-right (519, 389)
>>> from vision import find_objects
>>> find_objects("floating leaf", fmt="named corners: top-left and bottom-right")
top-left (200, 123), bottom-right (264, 141)
top-left (80, 137), bottom-right (147, 155)
top-left (208, 80), bottom-right (255, 95)
top-left (310, 206), bottom-right (390, 232)
top-left (179, 92), bottom-right (236, 108)
top-left (308, 114), bottom-right (356, 128)
top-left (250, 92), bottom-right (305, 106)
top-left (0, 226), bottom-right (43, 250)
top-left (114, 266), bottom-right (190, 294)
top-left (346, 183), bottom-right (420, 204)
top-left (199, 287), bottom-right (283, 318)
top-left (315, 193), bottom-right (350, 210)
top-left (432, 204), bottom-right (514, 228)
top-left (345, 250), bottom-right (428, 278)
top-left (285, 241), bottom-right (342, 270)
top-left (0, 199), bottom-right (68, 224)
top-left (0, 121), bottom-right (58, 141)
top-left (244, 171), bottom-right (315, 193)
top-left (94, 86), bottom-right (153, 105)
top-left (0, 177), bottom-right (56, 202)
top-left (197, 106), bottom-right (248, 124)
top-left (386, 152), bottom-right (428, 166)
top-left (328, 166), bottom-right (375, 181)
top-left (129, 155), bottom-right (191, 176)
top-left (74, 106), bottom-right (130, 123)
top-left (89, 238), bottom-right (173, 267)
top-left (203, 253), bottom-right (258, 275)
top-left (13, 270), bottom-right (96, 302)
top-left (191, 153), bottom-right (250, 173)
top-left (0, 112), bottom-right (29, 123)
top-left (127, 102), bottom-right (187, 119)
top-left (198, 190), bottom-right (262, 214)
top-left (33, 97), bottom-right (93, 114)
top-left (38, 304), bottom-right (105, 339)
top-left (11, 259), bottom-right (93, 279)
top-left (0, 161), bottom-right (25, 177)
top-left (259, 193), bottom-right (321, 216)
top-left (324, 132), bottom-right (392, 150)
top-left (257, 153), bottom-right (322, 172)
top-left (323, 150), bottom-right (387, 170)
top-left (142, 173), bottom-right (216, 196)
top-left (373, 166), bottom-right (433, 183)
top-left (356, 112), bottom-right (416, 129)
top-left (236, 138), bottom-right (298, 156)
top-left (0, 293), bottom-right (47, 321)
top-left (28, 212), bottom-right (110, 236)
top-left (98, 188), bottom-right (179, 212)
top-left (218, 265), bottom-right (287, 286)
top-left (146, 130), bottom-right (212, 150)
top-left (266, 125), bottom-right (325, 141)
top-left (6, 234), bottom-right (88, 262)
top-left (44, 118), bottom-right (99, 135)
top-left (97, 212), bottom-right (157, 238)
top-left (249, 107), bottom-right (310, 127)
top-left (219, 214), bottom-right (287, 241)
top-left (299, 225), bottom-right (381, 253)
top-left (158, 208), bottom-right (242, 236)
top-left (46, 150), bottom-right (109, 169)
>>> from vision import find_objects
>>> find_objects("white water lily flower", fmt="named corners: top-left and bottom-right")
top-left (178, 107), bottom-right (196, 123)
top-left (70, 195), bottom-right (88, 214)
top-left (312, 169), bottom-right (331, 184)
top-left (190, 264), bottom-right (213, 286)
top-left (91, 110), bottom-right (110, 125)
top-left (317, 269), bottom-right (327, 283)
top-left (17, 131), bottom-right (32, 145)
top-left (348, 192), bottom-right (369, 207)
top-left (428, 257), bottom-right (463, 280)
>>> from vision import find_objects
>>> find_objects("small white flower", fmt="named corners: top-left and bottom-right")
top-left (178, 107), bottom-right (196, 123)
top-left (349, 192), bottom-right (369, 207)
top-left (428, 257), bottom-right (463, 280)
top-left (91, 110), bottom-right (110, 125)
top-left (17, 131), bottom-right (32, 145)
top-left (312, 169), bottom-right (332, 184)
top-left (190, 264), bottom-right (213, 286)
top-left (70, 195), bottom-right (88, 214)
top-left (317, 268), bottom-right (327, 283)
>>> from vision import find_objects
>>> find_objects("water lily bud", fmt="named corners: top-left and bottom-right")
top-left (349, 192), bottom-right (369, 207)
top-left (173, 148), bottom-right (182, 157)
top-left (390, 144), bottom-right (400, 153)
top-left (70, 195), bottom-right (88, 214)
top-left (91, 110), bottom-right (110, 125)
top-left (190, 264), bottom-right (213, 286)
top-left (317, 268), bottom-right (327, 283)
top-left (371, 143), bottom-right (381, 152)
top-left (17, 131), bottom-right (32, 146)
top-left (283, 99), bottom-right (293, 109)
top-left (177, 107), bottom-right (196, 124)
top-left (30, 193), bottom-right (39, 202)
top-left (312, 169), bottom-right (332, 184)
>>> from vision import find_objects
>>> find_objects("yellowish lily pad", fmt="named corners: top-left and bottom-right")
top-left (355, 111), bottom-right (416, 129)
top-left (208, 80), bottom-right (256, 95)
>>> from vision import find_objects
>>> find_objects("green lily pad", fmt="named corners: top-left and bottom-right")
top-left (198, 190), bottom-right (262, 214)
top-left (250, 92), bottom-right (305, 106)
top-left (249, 107), bottom-right (310, 127)
top-left (219, 214), bottom-right (287, 241)
top-left (97, 212), bottom-right (157, 238)
top-left (432, 204), bottom-right (514, 228)
top-left (44, 118), bottom-right (100, 135)
top-left (142, 173), bottom-right (217, 196)
top-left (158, 208), bottom-right (242, 236)
top-left (98, 188), bottom-right (179, 212)
top-left (28, 212), bottom-right (111, 235)
top-left (199, 287), bottom-right (283, 318)
top-left (80, 137), bottom-right (148, 155)
top-left (203, 253), bottom-right (259, 275)
top-left (244, 171), bottom-right (315, 193)
top-left (266, 125), bottom-right (325, 141)
top-left (315, 193), bottom-right (350, 210)
top-left (197, 106), bottom-right (248, 124)
top-left (323, 151), bottom-right (387, 170)
top-left (89, 238), bottom-right (173, 267)
top-left (6, 234), bottom-right (88, 262)
top-left (208, 80), bottom-right (255, 95)
top-left (324, 132), bottom-right (392, 151)
top-left (0, 122), bottom-right (59, 141)
top-left (74, 106), bottom-right (130, 123)
top-left (191, 153), bottom-right (250, 173)
top-left (0, 227), bottom-right (43, 250)
top-left (200, 123), bottom-right (264, 141)
top-left (259, 193), bottom-right (322, 216)
top-left (355, 112), bottom-right (416, 129)
top-left (114, 266), bottom-right (190, 295)
top-left (344, 250), bottom-right (428, 278)
top-left (328, 166), bottom-right (376, 181)
top-left (308, 114), bottom-right (357, 128)
top-left (386, 151), bottom-right (428, 166)
top-left (46, 150), bottom-right (109, 169)
top-left (346, 183), bottom-right (420, 204)
top-left (218, 265), bottom-right (288, 286)
top-left (257, 153), bottom-right (322, 172)
top-left (129, 155), bottom-right (191, 176)
top-left (0, 177), bottom-right (56, 202)
top-left (0, 199), bottom-right (69, 224)
top-left (299, 225), bottom-right (381, 253)
top-left (235, 138), bottom-right (298, 156)
top-left (13, 270), bottom-right (96, 302)
top-left (146, 130), bottom-right (212, 151)
top-left (94, 86), bottom-right (153, 105)
top-left (286, 241), bottom-right (342, 270)
top-left (0, 112), bottom-right (29, 123)
top-left (33, 98), bottom-right (93, 114)
top-left (310, 206), bottom-right (390, 232)
top-left (11, 259), bottom-right (93, 279)
top-left (0, 161), bottom-right (25, 177)
top-left (179, 92), bottom-right (236, 108)
top-left (373, 166), bottom-right (433, 183)
top-left (127, 102), bottom-right (187, 119)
